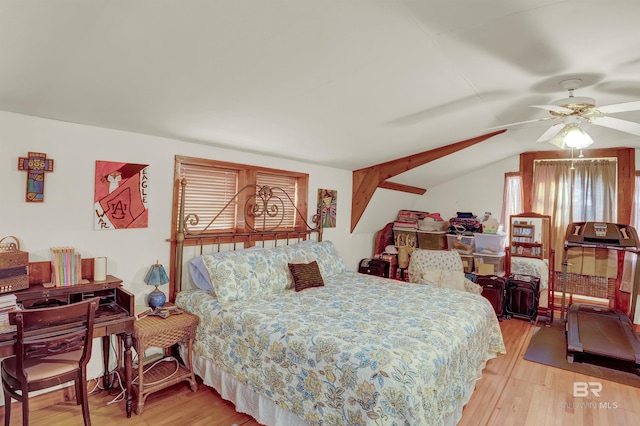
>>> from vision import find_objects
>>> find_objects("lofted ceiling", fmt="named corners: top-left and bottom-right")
top-left (2, 0), bottom-right (640, 190)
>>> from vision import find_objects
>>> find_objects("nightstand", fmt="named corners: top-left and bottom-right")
top-left (132, 309), bottom-right (199, 414)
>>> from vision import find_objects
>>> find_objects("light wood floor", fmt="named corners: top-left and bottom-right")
top-left (2, 317), bottom-right (640, 425)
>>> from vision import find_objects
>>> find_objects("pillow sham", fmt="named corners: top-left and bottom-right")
top-left (188, 256), bottom-right (215, 292)
top-left (201, 247), bottom-right (289, 302)
top-left (284, 240), bottom-right (347, 278)
top-left (192, 246), bottom-right (265, 294)
top-left (288, 261), bottom-right (325, 292)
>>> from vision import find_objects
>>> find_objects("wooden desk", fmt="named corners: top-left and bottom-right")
top-left (0, 264), bottom-right (136, 418)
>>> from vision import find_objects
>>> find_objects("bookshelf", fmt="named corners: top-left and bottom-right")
top-left (510, 214), bottom-right (550, 260)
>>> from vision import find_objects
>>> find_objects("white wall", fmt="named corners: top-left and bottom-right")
top-left (0, 111), bottom-right (371, 388)
top-left (413, 155), bottom-right (520, 228)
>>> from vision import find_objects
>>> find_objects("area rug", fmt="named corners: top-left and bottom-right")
top-left (524, 319), bottom-right (640, 388)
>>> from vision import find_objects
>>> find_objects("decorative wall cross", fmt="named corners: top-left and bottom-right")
top-left (18, 152), bottom-right (54, 202)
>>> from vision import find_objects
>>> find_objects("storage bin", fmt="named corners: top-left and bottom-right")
top-left (417, 231), bottom-right (447, 250)
top-left (393, 228), bottom-right (418, 249)
top-left (460, 254), bottom-right (474, 273)
top-left (473, 253), bottom-right (506, 277)
top-left (0, 236), bottom-right (29, 293)
top-left (446, 234), bottom-right (475, 254)
top-left (473, 233), bottom-right (507, 255)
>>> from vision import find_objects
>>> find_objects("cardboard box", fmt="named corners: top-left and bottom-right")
top-left (417, 231), bottom-right (447, 250)
top-left (473, 253), bottom-right (506, 277)
top-left (460, 254), bottom-right (474, 273)
top-left (566, 247), bottom-right (617, 278)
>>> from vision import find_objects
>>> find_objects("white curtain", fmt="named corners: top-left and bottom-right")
top-left (531, 159), bottom-right (617, 270)
top-left (621, 173), bottom-right (640, 293)
top-left (500, 172), bottom-right (522, 236)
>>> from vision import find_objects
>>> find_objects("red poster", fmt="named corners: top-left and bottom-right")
top-left (94, 161), bottom-right (148, 230)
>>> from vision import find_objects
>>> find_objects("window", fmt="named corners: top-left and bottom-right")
top-left (255, 171), bottom-right (299, 230)
top-left (621, 172), bottom-right (640, 294)
top-left (171, 156), bottom-right (309, 239)
top-left (500, 172), bottom-right (522, 236)
top-left (532, 158), bottom-right (618, 271)
top-left (178, 162), bottom-right (239, 232)
top-left (519, 148), bottom-right (634, 224)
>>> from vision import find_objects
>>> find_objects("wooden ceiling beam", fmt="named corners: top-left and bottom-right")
top-left (378, 181), bottom-right (426, 195)
top-left (350, 129), bottom-right (507, 232)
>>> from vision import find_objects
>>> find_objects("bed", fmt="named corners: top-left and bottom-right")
top-left (171, 181), bottom-right (506, 425)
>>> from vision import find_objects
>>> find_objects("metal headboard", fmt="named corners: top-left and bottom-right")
top-left (172, 178), bottom-right (323, 298)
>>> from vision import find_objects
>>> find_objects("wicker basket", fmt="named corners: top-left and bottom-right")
top-left (554, 271), bottom-right (615, 300)
top-left (0, 236), bottom-right (29, 293)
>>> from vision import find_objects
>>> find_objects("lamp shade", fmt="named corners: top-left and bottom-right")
top-left (144, 262), bottom-right (169, 308)
top-left (550, 123), bottom-right (594, 149)
top-left (144, 262), bottom-right (169, 286)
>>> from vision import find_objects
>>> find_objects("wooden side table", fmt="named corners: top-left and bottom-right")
top-left (132, 310), bottom-right (199, 414)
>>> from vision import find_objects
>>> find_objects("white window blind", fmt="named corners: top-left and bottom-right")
top-left (255, 172), bottom-right (298, 230)
top-left (179, 164), bottom-right (238, 232)
top-left (175, 158), bottom-right (307, 234)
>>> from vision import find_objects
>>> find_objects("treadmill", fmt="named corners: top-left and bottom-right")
top-left (561, 222), bottom-right (640, 366)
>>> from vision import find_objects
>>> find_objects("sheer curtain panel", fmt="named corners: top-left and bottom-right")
top-left (531, 159), bottom-right (617, 269)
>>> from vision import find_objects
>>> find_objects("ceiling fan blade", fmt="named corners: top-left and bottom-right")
top-left (536, 123), bottom-right (565, 142)
top-left (592, 116), bottom-right (640, 136)
top-left (484, 116), bottom-right (558, 131)
top-left (530, 104), bottom-right (573, 114)
top-left (548, 137), bottom-right (566, 149)
top-left (598, 100), bottom-right (640, 114)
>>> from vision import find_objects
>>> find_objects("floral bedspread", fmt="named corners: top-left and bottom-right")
top-left (176, 271), bottom-right (506, 426)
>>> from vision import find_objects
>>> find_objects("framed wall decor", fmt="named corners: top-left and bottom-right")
top-left (318, 188), bottom-right (337, 228)
top-left (18, 152), bottom-right (54, 202)
top-left (94, 161), bottom-right (149, 230)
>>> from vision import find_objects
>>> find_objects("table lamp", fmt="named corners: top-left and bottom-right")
top-left (144, 261), bottom-right (169, 309)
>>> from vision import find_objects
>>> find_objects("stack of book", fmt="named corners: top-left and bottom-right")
top-left (393, 218), bottom-right (418, 230)
top-left (50, 247), bottom-right (82, 286)
top-left (0, 294), bottom-right (18, 332)
top-left (393, 209), bottom-right (432, 230)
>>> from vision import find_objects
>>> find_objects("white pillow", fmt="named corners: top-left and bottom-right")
top-left (421, 269), bottom-right (443, 287)
top-left (419, 269), bottom-right (467, 292)
top-left (438, 270), bottom-right (467, 292)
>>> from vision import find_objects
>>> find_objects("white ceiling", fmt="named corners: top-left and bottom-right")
top-left (2, 0), bottom-right (640, 189)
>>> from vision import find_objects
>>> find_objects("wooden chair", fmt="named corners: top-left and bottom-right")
top-left (1, 298), bottom-right (99, 426)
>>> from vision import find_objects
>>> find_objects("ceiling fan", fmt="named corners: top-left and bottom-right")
top-left (492, 78), bottom-right (640, 148)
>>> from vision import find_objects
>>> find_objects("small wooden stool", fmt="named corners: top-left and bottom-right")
top-left (132, 309), bottom-right (199, 414)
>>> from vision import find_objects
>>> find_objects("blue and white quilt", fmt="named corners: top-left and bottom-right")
top-left (177, 269), bottom-right (505, 425)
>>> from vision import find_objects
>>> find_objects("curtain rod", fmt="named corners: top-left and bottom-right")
top-left (533, 156), bottom-right (617, 163)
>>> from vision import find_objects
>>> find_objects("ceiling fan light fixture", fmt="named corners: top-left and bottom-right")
top-left (550, 123), bottom-right (594, 149)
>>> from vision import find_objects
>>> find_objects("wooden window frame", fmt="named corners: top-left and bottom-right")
top-left (169, 155), bottom-right (310, 248)
top-left (520, 147), bottom-right (634, 224)
top-left (519, 147), bottom-right (635, 312)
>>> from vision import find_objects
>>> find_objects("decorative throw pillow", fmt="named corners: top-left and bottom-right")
top-left (420, 269), bottom-right (443, 287)
top-left (288, 261), bottom-right (325, 292)
top-left (438, 270), bottom-right (468, 292)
